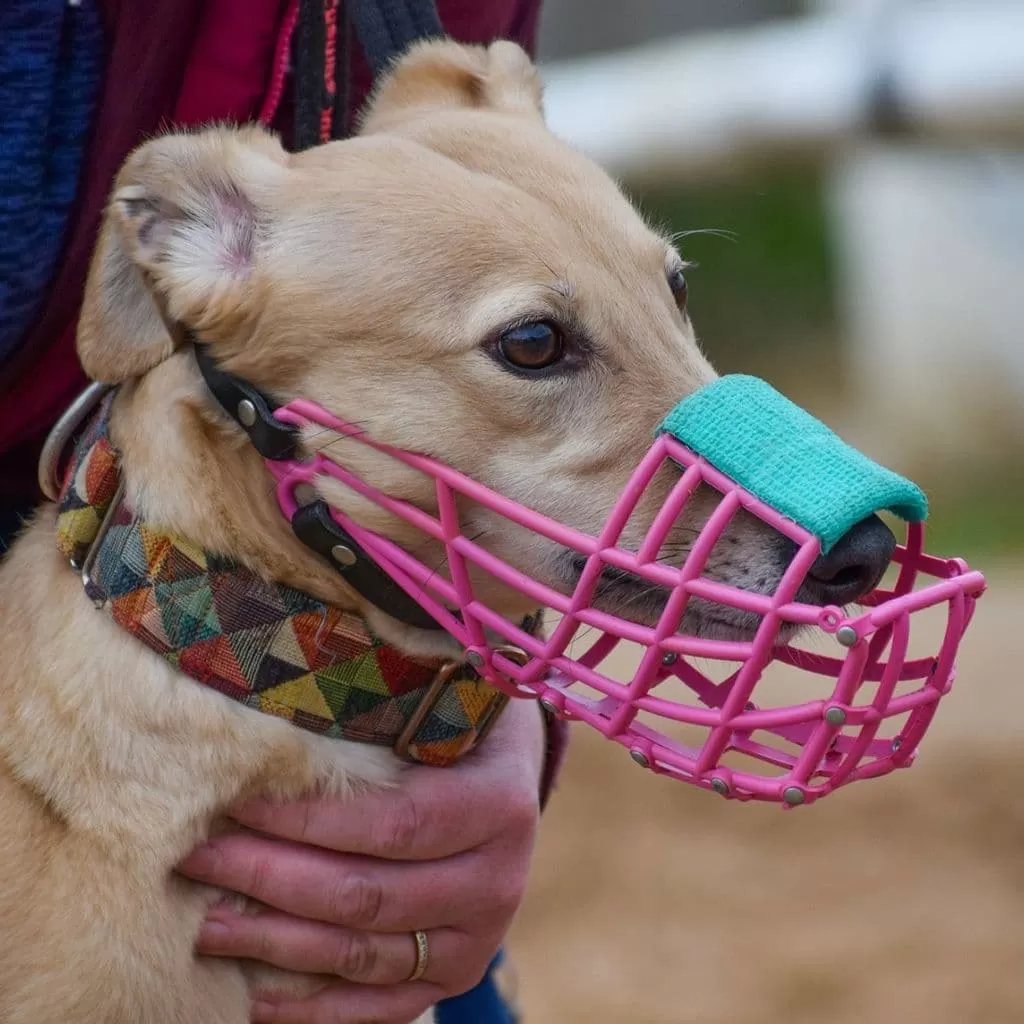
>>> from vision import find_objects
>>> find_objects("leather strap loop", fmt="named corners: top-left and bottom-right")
top-left (347, 0), bottom-right (443, 76)
top-left (193, 343), bottom-right (300, 462)
top-left (193, 343), bottom-right (443, 631)
top-left (292, 500), bottom-right (442, 630)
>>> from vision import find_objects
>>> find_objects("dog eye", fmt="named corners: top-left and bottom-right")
top-left (668, 266), bottom-right (688, 309)
top-left (498, 321), bottom-right (565, 371)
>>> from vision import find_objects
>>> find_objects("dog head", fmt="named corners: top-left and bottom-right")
top-left (77, 40), bottom-right (892, 641)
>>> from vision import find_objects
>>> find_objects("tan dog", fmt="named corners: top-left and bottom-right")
top-left (0, 39), bottom-right (806, 1022)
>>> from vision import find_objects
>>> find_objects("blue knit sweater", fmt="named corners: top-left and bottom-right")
top-left (0, 0), bottom-right (103, 364)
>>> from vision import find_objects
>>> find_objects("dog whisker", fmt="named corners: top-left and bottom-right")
top-left (420, 529), bottom-right (489, 593)
top-left (669, 227), bottom-right (738, 245)
top-left (310, 426), bottom-right (372, 455)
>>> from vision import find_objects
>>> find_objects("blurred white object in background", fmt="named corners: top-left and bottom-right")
top-left (539, 0), bottom-right (1024, 471)
top-left (820, 0), bottom-right (1024, 472)
top-left (540, 3), bottom-right (1024, 181)
top-left (828, 145), bottom-right (1024, 471)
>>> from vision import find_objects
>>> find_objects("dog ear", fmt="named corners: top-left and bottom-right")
top-left (359, 39), bottom-right (544, 134)
top-left (78, 126), bottom-right (287, 383)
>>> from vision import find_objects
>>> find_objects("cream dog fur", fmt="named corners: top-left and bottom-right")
top-left (0, 39), bottom-right (784, 1022)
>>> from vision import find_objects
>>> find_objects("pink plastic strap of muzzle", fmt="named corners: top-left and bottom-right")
top-left (267, 399), bottom-right (986, 807)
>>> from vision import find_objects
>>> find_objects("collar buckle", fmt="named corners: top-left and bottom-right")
top-left (394, 646), bottom-right (529, 765)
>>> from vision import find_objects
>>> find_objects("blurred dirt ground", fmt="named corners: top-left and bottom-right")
top-left (507, 567), bottom-right (1024, 1024)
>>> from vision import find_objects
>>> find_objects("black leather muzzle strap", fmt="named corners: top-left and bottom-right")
top-left (192, 342), bottom-right (443, 631)
top-left (188, 0), bottom-right (451, 631)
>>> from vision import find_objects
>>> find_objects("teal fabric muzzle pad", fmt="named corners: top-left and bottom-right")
top-left (657, 375), bottom-right (928, 553)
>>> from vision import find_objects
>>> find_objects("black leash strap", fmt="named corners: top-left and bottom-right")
top-left (294, 0), bottom-right (352, 150)
top-left (292, 0), bottom-right (442, 149)
top-left (347, 0), bottom-right (444, 77)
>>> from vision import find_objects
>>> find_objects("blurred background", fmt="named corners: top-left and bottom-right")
top-left (505, 2), bottom-right (1024, 1021)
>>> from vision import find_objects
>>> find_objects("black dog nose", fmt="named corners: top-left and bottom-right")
top-left (802, 514), bottom-right (896, 606)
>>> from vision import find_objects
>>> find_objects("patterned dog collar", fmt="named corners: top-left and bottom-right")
top-left (51, 389), bottom-right (511, 767)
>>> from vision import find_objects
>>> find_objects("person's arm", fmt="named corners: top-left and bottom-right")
top-left (179, 697), bottom-right (552, 1024)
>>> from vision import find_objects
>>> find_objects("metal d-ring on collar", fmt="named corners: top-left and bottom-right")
top-left (37, 381), bottom-right (114, 502)
top-left (36, 382), bottom-right (126, 589)
top-left (40, 375), bottom-right (518, 765)
top-left (35, 346), bottom-right (444, 633)
top-left (36, 356), bottom-right (537, 758)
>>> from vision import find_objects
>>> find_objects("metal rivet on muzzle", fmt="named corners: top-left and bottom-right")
top-left (782, 786), bottom-right (806, 806)
top-left (330, 543), bottom-right (357, 567)
top-left (237, 399), bottom-right (257, 428)
top-left (711, 777), bottom-right (730, 796)
top-left (630, 749), bottom-right (651, 768)
top-left (465, 650), bottom-right (486, 668)
top-left (824, 706), bottom-right (847, 726)
top-left (836, 625), bottom-right (859, 647)
top-left (661, 651), bottom-right (678, 666)
top-left (539, 698), bottom-right (559, 716)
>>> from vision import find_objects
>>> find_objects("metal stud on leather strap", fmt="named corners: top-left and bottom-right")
top-left (237, 399), bottom-right (257, 427)
top-left (288, 500), bottom-right (442, 631)
top-left (331, 543), bottom-right (357, 567)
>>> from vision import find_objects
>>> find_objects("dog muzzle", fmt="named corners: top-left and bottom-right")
top-left (198, 357), bottom-right (985, 807)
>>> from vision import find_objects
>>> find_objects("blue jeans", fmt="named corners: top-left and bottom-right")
top-left (436, 951), bottom-right (519, 1023)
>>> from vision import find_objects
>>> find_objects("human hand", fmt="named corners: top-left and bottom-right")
top-left (178, 696), bottom-right (546, 1023)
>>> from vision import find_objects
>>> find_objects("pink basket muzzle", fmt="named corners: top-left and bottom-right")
top-left (268, 398), bottom-right (986, 807)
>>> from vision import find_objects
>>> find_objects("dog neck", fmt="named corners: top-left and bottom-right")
top-left (52, 373), bottom-right (510, 766)
top-left (110, 351), bottom-right (466, 660)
